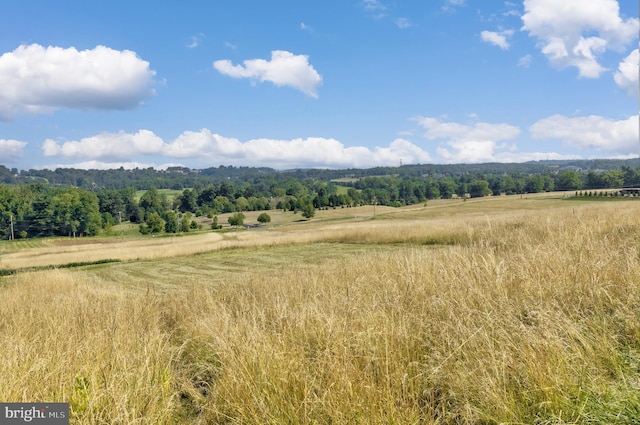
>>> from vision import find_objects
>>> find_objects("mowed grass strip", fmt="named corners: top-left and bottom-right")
top-left (85, 242), bottom-right (391, 291)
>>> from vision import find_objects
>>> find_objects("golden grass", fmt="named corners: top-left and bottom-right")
top-left (1, 199), bottom-right (639, 423)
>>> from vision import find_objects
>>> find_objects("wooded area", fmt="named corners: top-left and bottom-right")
top-left (1, 159), bottom-right (639, 239)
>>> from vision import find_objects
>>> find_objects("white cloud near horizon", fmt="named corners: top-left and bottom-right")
top-left (614, 49), bottom-right (639, 95)
top-left (37, 113), bottom-right (639, 169)
top-left (481, 30), bottom-right (514, 50)
top-left (418, 116), bottom-right (523, 163)
top-left (39, 161), bottom-right (181, 171)
top-left (213, 50), bottom-right (322, 97)
top-left (42, 130), bottom-right (165, 161)
top-left (40, 129), bottom-right (432, 169)
top-left (0, 139), bottom-right (27, 163)
top-left (0, 44), bottom-right (157, 120)
top-left (530, 114), bottom-right (639, 154)
top-left (521, 0), bottom-right (639, 78)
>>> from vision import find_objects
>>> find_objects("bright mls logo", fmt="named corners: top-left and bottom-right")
top-left (0, 403), bottom-right (68, 424)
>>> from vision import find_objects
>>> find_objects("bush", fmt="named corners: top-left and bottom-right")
top-left (228, 212), bottom-right (245, 227)
top-left (257, 213), bottom-right (271, 225)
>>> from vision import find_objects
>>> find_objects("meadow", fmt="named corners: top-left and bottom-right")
top-left (0, 194), bottom-right (639, 424)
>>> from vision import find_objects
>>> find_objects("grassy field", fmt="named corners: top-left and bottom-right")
top-left (1, 193), bottom-right (639, 424)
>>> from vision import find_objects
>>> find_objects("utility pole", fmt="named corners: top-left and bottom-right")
top-left (118, 211), bottom-right (123, 239)
top-left (10, 214), bottom-right (14, 241)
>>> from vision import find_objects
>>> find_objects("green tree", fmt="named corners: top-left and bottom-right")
top-left (48, 188), bottom-right (101, 237)
top-left (139, 187), bottom-right (168, 219)
top-left (301, 201), bottom-right (315, 220)
top-left (468, 180), bottom-right (492, 198)
top-left (228, 212), bottom-right (245, 227)
top-left (257, 212), bottom-right (271, 225)
top-left (178, 189), bottom-right (197, 213)
top-left (164, 211), bottom-right (178, 233)
top-left (139, 212), bottom-right (165, 235)
top-left (213, 196), bottom-right (235, 213)
top-left (211, 215), bottom-right (221, 230)
top-left (235, 196), bottom-right (250, 212)
top-left (500, 175), bottom-right (517, 195)
top-left (347, 188), bottom-right (362, 205)
top-left (524, 175), bottom-right (545, 193)
top-left (602, 170), bottom-right (624, 188)
top-left (621, 166), bottom-right (639, 187)
top-left (180, 212), bottom-right (192, 233)
top-left (556, 170), bottom-right (583, 191)
top-left (439, 178), bottom-right (457, 199)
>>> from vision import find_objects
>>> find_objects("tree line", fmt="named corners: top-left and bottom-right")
top-left (2, 159), bottom-right (639, 190)
top-left (0, 164), bottom-right (639, 239)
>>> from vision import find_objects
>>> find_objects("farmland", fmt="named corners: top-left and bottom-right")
top-left (0, 193), bottom-right (639, 424)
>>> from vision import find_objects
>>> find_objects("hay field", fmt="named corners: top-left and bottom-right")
top-left (1, 195), bottom-right (639, 424)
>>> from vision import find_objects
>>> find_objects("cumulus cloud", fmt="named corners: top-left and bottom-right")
top-left (614, 49), bottom-right (639, 95)
top-left (481, 30), bottom-right (514, 50)
top-left (41, 129), bottom-right (433, 169)
top-left (418, 116), bottom-right (522, 163)
top-left (42, 130), bottom-right (165, 161)
top-left (0, 139), bottom-right (27, 162)
top-left (163, 129), bottom-right (244, 159)
top-left (213, 50), bottom-right (322, 97)
top-left (529, 114), bottom-right (639, 154)
top-left (521, 0), bottom-right (639, 78)
top-left (163, 131), bottom-right (431, 168)
top-left (0, 44), bottom-right (157, 120)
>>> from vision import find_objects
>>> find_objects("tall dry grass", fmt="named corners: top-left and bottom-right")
top-left (0, 201), bottom-right (639, 423)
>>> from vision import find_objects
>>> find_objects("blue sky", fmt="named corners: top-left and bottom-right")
top-left (0, 0), bottom-right (638, 170)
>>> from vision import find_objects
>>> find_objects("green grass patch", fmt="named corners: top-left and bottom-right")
top-left (134, 188), bottom-right (184, 202)
top-left (83, 243), bottom-right (396, 289)
top-left (0, 239), bottom-right (46, 254)
top-left (0, 258), bottom-right (121, 277)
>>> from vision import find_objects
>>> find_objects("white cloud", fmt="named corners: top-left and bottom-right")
top-left (40, 129), bottom-right (433, 169)
top-left (521, 0), bottom-right (639, 78)
top-left (363, 0), bottom-right (386, 12)
top-left (614, 49), bottom-right (639, 95)
top-left (442, 0), bottom-right (466, 12)
top-left (418, 116), bottom-right (522, 163)
top-left (492, 151), bottom-right (582, 162)
top-left (529, 114), bottom-right (639, 154)
top-left (42, 130), bottom-right (165, 161)
top-left (394, 18), bottom-right (413, 29)
top-left (0, 139), bottom-right (27, 162)
top-left (40, 161), bottom-right (180, 171)
top-left (164, 131), bottom-right (431, 168)
top-left (518, 54), bottom-right (532, 67)
top-left (0, 44), bottom-right (157, 120)
top-left (187, 33), bottom-right (204, 49)
top-left (481, 30), bottom-right (514, 50)
top-left (213, 50), bottom-right (322, 98)
top-left (163, 129), bottom-right (244, 158)
top-left (419, 117), bottom-right (521, 141)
